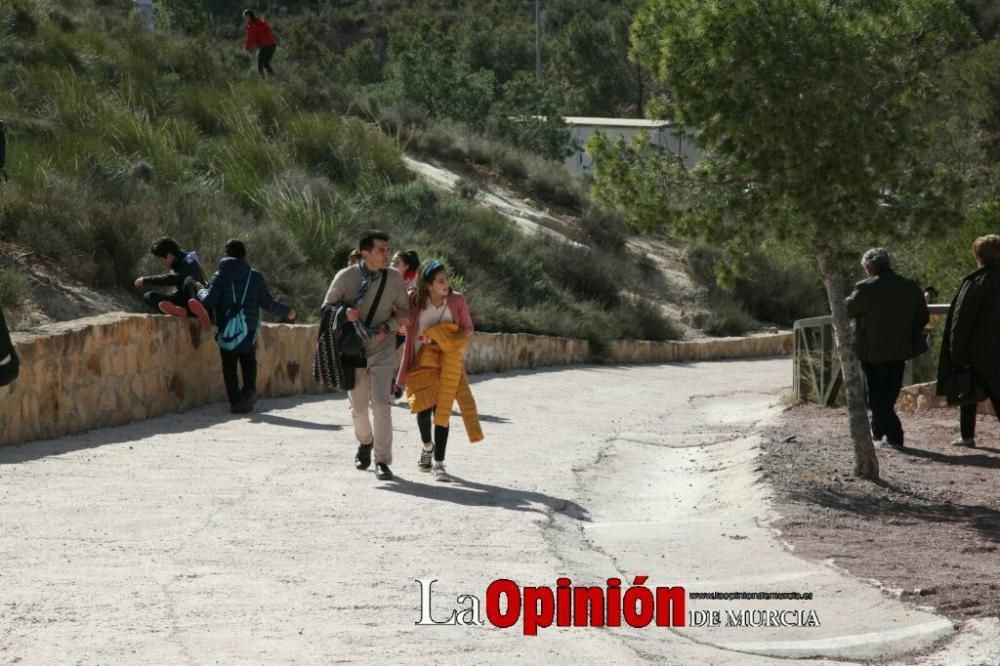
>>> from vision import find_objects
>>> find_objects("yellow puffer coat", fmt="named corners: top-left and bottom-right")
top-left (405, 322), bottom-right (484, 443)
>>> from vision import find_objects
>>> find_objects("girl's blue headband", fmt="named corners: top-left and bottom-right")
top-left (423, 260), bottom-right (443, 279)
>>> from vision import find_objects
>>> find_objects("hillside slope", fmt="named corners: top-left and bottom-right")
top-left (0, 0), bottom-right (687, 345)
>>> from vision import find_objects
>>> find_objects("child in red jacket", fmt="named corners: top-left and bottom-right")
top-left (243, 9), bottom-right (278, 76)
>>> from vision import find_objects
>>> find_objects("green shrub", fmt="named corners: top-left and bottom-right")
top-left (624, 295), bottom-right (683, 341)
top-left (0, 266), bottom-right (27, 309)
top-left (377, 101), bottom-right (429, 137)
top-left (173, 84), bottom-right (233, 135)
top-left (524, 156), bottom-right (585, 210)
top-left (455, 177), bottom-right (479, 200)
top-left (688, 244), bottom-right (827, 326)
top-left (285, 112), bottom-right (408, 187)
top-left (703, 295), bottom-right (754, 337)
top-left (578, 208), bottom-right (627, 254)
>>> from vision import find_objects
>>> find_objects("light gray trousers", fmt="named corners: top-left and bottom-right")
top-left (348, 340), bottom-right (395, 464)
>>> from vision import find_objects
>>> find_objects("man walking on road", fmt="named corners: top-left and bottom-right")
top-left (323, 231), bottom-right (409, 480)
top-left (846, 247), bottom-right (929, 449)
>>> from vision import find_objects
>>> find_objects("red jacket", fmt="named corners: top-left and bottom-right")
top-left (244, 18), bottom-right (277, 51)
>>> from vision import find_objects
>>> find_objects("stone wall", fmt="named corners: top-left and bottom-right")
top-left (608, 333), bottom-right (793, 365)
top-left (0, 314), bottom-right (319, 446)
top-left (896, 381), bottom-right (997, 417)
top-left (466, 332), bottom-right (591, 373)
top-left (0, 314), bottom-right (792, 446)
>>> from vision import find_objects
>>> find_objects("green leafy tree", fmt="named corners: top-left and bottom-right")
top-left (387, 16), bottom-right (496, 128)
top-left (337, 38), bottom-right (384, 85)
top-left (548, 9), bottom-right (650, 116)
top-left (491, 71), bottom-right (575, 161)
top-left (597, 0), bottom-right (978, 480)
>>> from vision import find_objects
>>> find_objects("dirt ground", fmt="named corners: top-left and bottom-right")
top-left (761, 405), bottom-right (1000, 621)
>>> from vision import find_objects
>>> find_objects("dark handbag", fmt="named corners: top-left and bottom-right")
top-left (0, 307), bottom-right (18, 387)
top-left (338, 270), bottom-right (389, 369)
top-left (0, 348), bottom-right (18, 386)
top-left (337, 318), bottom-right (367, 367)
top-left (947, 366), bottom-right (987, 405)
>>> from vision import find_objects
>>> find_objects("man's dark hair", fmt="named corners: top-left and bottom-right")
top-left (923, 285), bottom-right (939, 298)
top-left (150, 237), bottom-right (182, 259)
top-left (225, 239), bottom-right (247, 260)
top-left (243, 9), bottom-right (256, 19)
top-left (359, 230), bottom-right (390, 253)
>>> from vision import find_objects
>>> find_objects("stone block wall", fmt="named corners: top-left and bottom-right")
top-left (608, 333), bottom-right (793, 365)
top-left (896, 381), bottom-right (997, 417)
top-left (0, 314), bottom-right (792, 446)
top-left (0, 314), bottom-right (320, 446)
top-left (465, 332), bottom-right (591, 373)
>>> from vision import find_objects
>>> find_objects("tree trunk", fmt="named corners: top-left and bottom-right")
top-left (815, 244), bottom-right (880, 481)
top-left (636, 63), bottom-right (645, 114)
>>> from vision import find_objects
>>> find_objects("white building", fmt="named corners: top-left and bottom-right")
top-left (133, 0), bottom-right (154, 29)
top-left (562, 117), bottom-right (701, 175)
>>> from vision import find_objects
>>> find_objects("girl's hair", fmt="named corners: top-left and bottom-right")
top-left (400, 250), bottom-right (420, 272)
top-left (243, 9), bottom-right (257, 19)
top-left (414, 260), bottom-right (447, 311)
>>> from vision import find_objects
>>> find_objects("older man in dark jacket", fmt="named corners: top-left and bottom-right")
top-left (846, 248), bottom-right (929, 449)
top-left (936, 235), bottom-right (1000, 447)
top-left (198, 239), bottom-right (296, 413)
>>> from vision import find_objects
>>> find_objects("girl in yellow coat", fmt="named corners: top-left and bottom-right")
top-left (396, 260), bottom-right (482, 482)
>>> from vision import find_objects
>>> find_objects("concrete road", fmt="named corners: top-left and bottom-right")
top-left (0, 360), bottom-right (996, 665)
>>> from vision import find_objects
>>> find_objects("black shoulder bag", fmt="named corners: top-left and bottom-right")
top-left (339, 270), bottom-right (388, 368)
top-left (0, 307), bottom-right (19, 387)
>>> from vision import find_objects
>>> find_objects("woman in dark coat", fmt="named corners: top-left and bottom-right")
top-left (936, 234), bottom-right (1000, 447)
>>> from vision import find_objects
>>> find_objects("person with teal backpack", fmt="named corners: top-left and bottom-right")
top-left (198, 239), bottom-right (297, 413)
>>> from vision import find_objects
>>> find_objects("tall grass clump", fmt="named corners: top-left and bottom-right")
top-left (286, 112), bottom-right (409, 187)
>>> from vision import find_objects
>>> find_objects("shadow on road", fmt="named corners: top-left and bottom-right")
top-left (902, 445), bottom-right (1000, 470)
top-left (0, 394), bottom-right (340, 465)
top-left (378, 475), bottom-right (590, 520)
top-left (249, 413), bottom-right (343, 431)
top-left (390, 402), bottom-right (511, 425)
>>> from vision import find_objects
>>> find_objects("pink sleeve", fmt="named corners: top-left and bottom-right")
top-left (453, 294), bottom-right (474, 335)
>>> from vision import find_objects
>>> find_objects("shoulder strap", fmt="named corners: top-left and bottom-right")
top-left (364, 270), bottom-right (388, 328)
top-left (239, 272), bottom-right (253, 305)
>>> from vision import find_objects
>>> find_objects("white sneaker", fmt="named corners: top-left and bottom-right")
top-left (431, 463), bottom-right (451, 482)
top-left (950, 436), bottom-right (976, 448)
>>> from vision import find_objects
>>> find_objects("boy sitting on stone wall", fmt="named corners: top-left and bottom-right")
top-left (134, 237), bottom-right (212, 327)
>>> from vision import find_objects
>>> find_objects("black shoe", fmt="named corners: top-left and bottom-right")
top-left (374, 462), bottom-right (393, 480)
top-left (355, 443), bottom-right (373, 470)
top-left (241, 389), bottom-right (257, 410)
top-left (231, 401), bottom-right (252, 414)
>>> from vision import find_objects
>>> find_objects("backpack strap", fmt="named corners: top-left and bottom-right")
top-left (240, 272), bottom-right (253, 305)
top-left (364, 270), bottom-right (388, 328)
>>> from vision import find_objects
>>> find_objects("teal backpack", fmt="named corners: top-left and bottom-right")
top-left (217, 274), bottom-right (252, 351)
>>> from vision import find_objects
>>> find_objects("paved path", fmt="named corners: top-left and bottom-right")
top-left (0, 360), bottom-right (996, 664)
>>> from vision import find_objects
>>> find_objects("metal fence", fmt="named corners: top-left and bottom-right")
top-left (793, 304), bottom-right (949, 405)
